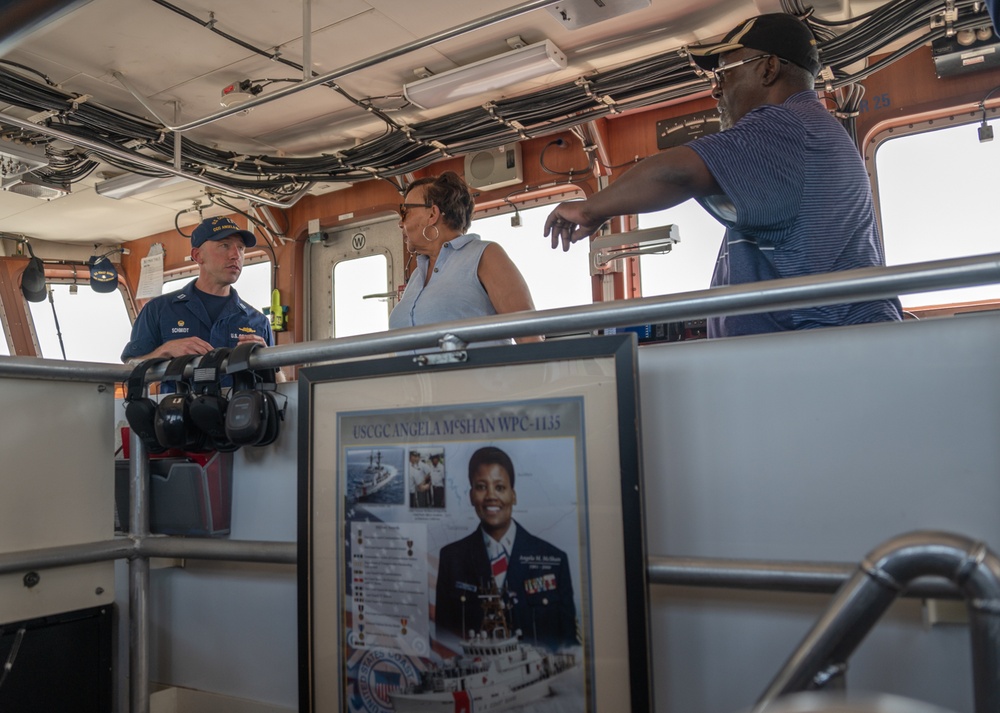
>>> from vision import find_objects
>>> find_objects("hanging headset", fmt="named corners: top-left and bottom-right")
top-left (154, 354), bottom-right (209, 452)
top-left (188, 347), bottom-right (239, 452)
top-left (224, 342), bottom-right (284, 447)
top-left (124, 357), bottom-right (170, 455)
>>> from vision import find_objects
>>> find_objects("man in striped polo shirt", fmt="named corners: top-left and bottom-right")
top-left (544, 13), bottom-right (902, 337)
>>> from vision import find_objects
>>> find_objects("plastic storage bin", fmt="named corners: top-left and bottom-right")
top-left (115, 449), bottom-right (233, 537)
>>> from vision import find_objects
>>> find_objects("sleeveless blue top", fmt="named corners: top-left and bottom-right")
top-left (389, 233), bottom-right (512, 346)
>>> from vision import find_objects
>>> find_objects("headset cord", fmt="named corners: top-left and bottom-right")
top-left (0, 628), bottom-right (26, 691)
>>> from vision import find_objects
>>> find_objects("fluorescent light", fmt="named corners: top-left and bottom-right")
top-left (403, 40), bottom-right (567, 110)
top-left (94, 173), bottom-right (186, 199)
top-left (591, 224), bottom-right (681, 268)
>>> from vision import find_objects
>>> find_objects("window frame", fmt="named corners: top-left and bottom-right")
top-left (24, 270), bottom-right (132, 363)
top-left (866, 106), bottom-right (1000, 316)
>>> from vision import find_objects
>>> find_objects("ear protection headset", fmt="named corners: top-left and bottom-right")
top-left (255, 375), bottom-right (283, 447)
top-left (188, 347), bottom-right (239, 453)
top-left (124, 357), bottom-right (170, 455)
top-left (154, 355), bottom-right (209, 453)
top-left (224, 342), bottom-right (284, 447)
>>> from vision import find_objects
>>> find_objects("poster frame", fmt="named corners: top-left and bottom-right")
top-left (297, 334), bottom-right (650, 713)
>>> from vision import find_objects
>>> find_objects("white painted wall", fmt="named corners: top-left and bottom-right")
top-left (638, 312), bottom-right (1000, 713)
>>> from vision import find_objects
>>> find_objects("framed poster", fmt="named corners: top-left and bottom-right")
top-left (298, 335), bottom-right (650, 713)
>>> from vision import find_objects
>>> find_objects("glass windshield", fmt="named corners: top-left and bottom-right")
top-left (875, 117), bottom-right (1000, 307)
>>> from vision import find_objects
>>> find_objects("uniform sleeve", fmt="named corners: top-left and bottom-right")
top-left (120, 300), bottom-right (162, 361)
top-left (688, 104), bottom-right (808, 235)
top-left (435, 545), bottom-right (460, 636)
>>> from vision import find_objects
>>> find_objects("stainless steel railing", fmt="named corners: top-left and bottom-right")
top-left (1, 251), bottom-right (999, 384)
top-left (755, 531), bottom-right (1000, 713)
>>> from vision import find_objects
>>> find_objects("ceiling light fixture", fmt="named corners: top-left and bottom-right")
top-left (591, 224), bottom-right (681, 269)
top-left (94, 173), bottom-right (187, 200)
top-left (403, 39), bottom-right (567, 110)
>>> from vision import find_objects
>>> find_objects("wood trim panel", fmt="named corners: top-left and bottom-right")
top-left (0, 258), bottom-right (39, 356)
top-left (858, 45), bottom-right (1000, 145)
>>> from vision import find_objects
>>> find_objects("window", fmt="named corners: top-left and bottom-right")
top-left (874, 117), bottom-right (999, 308)
top-left (333, 254), bottom-right (390, 338)
top-left (28, 285), bottom-right (133, 363)
top-left (636, 200), bottom-right (723, 296)
top-left (472, 203), bottom-right (592, 310)
top-left (162, 260), bottom-right (273, 315)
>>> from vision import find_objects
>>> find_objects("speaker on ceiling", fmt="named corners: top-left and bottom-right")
top-left (464, 143), bottom-right (523, 191)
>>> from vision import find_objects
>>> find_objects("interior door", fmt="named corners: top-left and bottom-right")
top-left (306, 217), bottom-right (405, 341)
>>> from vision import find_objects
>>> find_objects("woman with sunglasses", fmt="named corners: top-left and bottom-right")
top-left (389, 171), bottom-right (541, 345)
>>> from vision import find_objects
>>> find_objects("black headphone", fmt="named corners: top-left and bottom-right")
top-left (224, 342), bottom-right (284, 447)
top-left (154, 355), bottom-right (209, 453)
top-left (124, 357), bottom-right (170, 455)
top-left (188, 347), bottom-right (240, 453)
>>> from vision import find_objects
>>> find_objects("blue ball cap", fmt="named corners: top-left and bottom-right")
top-left (20, 256), bottom-right (47, 302)
top-left (88, 255), bottom-right (119, 293)
top-left (191, 216), bottom-right (257, 248)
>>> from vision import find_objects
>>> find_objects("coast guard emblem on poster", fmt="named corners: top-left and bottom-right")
top-left (353, 650), bottom-right (420, 713)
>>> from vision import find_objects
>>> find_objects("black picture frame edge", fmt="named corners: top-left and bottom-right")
top-left (613, 335), bottom-right (653, 713)
top-left (296, 374), bottom-right (315, 713)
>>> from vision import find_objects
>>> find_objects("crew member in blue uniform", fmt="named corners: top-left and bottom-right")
top-left (121, 216), bottom-right (273, 363)
top-left (435, 446), bottom-right (579, 651)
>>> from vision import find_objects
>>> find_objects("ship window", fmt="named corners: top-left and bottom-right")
top-left (333, 253), bottom-right (391, 338)
top-left (472, 204), bottom-right (592, 310)
top-left (161, 260), bottom-right (273, 316)
top-left (873, 115), bottom-right (999, 308)
top-left (28, 283), bottom-right (132, 362)
top-left (636, 200), bottom-right (724, 296)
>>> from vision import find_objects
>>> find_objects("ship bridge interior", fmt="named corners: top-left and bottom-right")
top-left (1, 1), bottom-right (1000, 713)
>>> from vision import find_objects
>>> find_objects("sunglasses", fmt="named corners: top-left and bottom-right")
top-left (399, 202), bottom-right (432, 219)
top-left (711, 54), bottom-right (785, 89)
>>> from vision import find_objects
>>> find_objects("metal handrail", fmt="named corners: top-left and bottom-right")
top-left (755, 531), bottom-right (1000, 713)
top-left (1, 539), bottom-right (965, 599)
top-left (1, 252), bottom-right (999, 383)
top-left (647, 555), bottom-right (964, 600)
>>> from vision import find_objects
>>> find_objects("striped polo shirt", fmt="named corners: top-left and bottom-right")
top-left (689, 91), bottom-right (902, 337)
